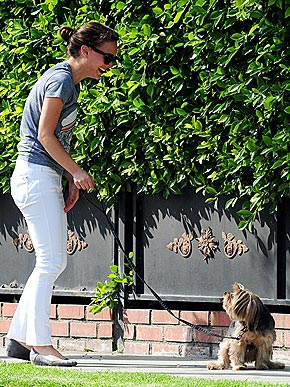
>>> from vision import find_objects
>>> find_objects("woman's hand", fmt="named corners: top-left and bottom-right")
top-left (72, 169), bottom-right (95, 190)
top-left (64, 180), bottom-right (80, 213)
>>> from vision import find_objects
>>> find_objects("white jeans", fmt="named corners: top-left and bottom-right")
top-left (7, 159), bottom-right (67, 346)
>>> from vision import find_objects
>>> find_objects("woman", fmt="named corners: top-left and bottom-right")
top-left (6, 21), bottom-right (119, 367)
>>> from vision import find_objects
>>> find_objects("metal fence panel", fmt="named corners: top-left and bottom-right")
top-left (133, 189), bottom-right (279, 303)
top-left (0, 193), bottom-right (114, 296)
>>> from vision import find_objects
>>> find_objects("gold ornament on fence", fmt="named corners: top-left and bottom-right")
top-left (222, 232), bottom-right (249, 259)
top-left (12, 233), bottom-right (34, 253)
top-left (196, 227), bottom-right (219, 263)
top-left (13, 230), bottom-right (88, 255)
top-left (67, 230), bottom-right (88, 255)
top-left (167, 232), bottom-right (194, 258)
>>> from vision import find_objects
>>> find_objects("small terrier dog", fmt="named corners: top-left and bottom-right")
top-left (208, 283), bottom-right (285, 370)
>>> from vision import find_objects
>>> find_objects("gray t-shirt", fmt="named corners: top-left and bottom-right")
top-left (18, 61), bottom-right (80, 174)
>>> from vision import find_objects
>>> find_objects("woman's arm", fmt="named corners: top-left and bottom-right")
top-left (38, 97), bottom-right (95, 191)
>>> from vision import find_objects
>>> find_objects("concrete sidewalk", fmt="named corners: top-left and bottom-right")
top-left (2, 351), bottom-right (290, 384)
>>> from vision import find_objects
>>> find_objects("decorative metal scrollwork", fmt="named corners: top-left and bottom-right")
top-left (13, 233), bottom-right (34, 253)
top-left (167, 226), bottom-right (250, 263)
top-left (197, 227), bottom-right (219, 263)
top-left (13, 230), bottom-right (88, 255)
top-left (222, 232), bottom-right (249, 259)
top-left (167, 232), bottom-right (194, 258)
top-left (67, 230), bottom-right (88, 255)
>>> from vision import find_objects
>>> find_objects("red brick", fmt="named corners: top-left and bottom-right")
top-left (211, 312), bottom-right (231, 327)
top-left (0, 320), bottom-right (11, 334)
top-left (164, 326), bottom-right (192, 343)
top-left (124, 324), bottom-right (135, 339)
top-left (274, 331), bottom-right (284, 347)
top-left (152, 310), bottom-right (179, 325)
top-left (58, 305), bottom-right (85, 320)
top-left (273, 314), bottom-right (290, 329)
top-left (151, 343), bottom-right (180, 356)
top-left (180, 311), bottom-right (209, 326)
top-left (124, 309), bottom-right (150, 324)
top-left (2, 303), bottom-right (17, 318)
top-left (50, 321), bottom-right (69, 337)
top-left (86, 306), bottom-right (113, 321)
top-left (71, 322), bottom-right (97, 338)
top-left (284, 332), bottom-right (290, 348)
top-left (50, 305), bottom-right (57, 319)
top-left (124, 341), bottom-right (150, 355)
top-left (98, 323), bottom-right (113, 338)
top-left (194, 328), bottom-right (223, 344)
top-left (83, 339), bottom-right (113, 353)
top-left (58, 338), bottom-right (87, 352)
top-left (181, 344), bottom-right (210, 358)
top-left (282, 314), bottom-right (290, 328)
top-left (136, 326), bottom-right (163, 341)
top-left (273, 314), bottom-right (285, 329)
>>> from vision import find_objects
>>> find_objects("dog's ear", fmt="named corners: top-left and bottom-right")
top-left (248, 321), bottom-right (257, 332)
top-left (246, 299), bottom-right (260, 331)
top-left (246, 296), bottom-right (272, 332)
top-left (255, 305), bottom-right (275, 332)
top-left (233, 282), bottom-right (244, 292)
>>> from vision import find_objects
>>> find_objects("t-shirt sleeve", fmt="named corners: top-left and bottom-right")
top-left (45, 72), bottom-right (74, 103)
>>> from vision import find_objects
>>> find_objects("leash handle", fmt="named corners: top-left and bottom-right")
top-left (82, 192), bottom-right (241, 341)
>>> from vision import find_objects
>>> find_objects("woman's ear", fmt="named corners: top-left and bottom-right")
top-left (80, 45), bottom-right (90, 58)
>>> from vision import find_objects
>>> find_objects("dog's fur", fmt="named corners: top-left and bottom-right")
top-left (208, 283), bottom-right (285, 370)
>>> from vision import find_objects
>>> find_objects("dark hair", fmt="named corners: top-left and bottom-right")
top-left (59, 22), bottom-right (119, 58)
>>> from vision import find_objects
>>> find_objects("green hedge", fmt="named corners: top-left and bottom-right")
top-left (1, 0), bottom-right (290, 229)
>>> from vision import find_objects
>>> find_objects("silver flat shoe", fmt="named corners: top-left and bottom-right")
top-left (30, 348), bottom-right (77, 367)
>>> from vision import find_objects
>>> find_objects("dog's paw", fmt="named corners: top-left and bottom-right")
top-left (233, 364), bottom-right (247, 370)
top-left (266, 361), bottom-right (285, 370)
top-left (255, 363), bottom-right (269, 370)
top-left (208, 362), bottom-right (224, 370)
top-left (277, 362), bottom-right (285, 369)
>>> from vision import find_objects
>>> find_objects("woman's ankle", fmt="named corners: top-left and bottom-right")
top-left (33, 346), bottom-right (65, 359)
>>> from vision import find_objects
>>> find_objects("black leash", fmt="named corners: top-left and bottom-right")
top-left (82, 191), bottom-right (243, 341)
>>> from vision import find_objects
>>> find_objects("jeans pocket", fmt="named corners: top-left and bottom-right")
top-left (11, 174), bottom-right (29, 208)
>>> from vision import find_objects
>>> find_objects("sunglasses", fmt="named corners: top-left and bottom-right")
top-left (90, 46), bottom-right (118, 65)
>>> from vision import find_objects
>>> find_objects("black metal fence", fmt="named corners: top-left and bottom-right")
top-left (0, 190), bottom-right (289, 308)
top-left (0, 192), bottom-right (115, 298)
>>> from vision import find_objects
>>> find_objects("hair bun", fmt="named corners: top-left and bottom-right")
top-left (59, 26), bottom-right (74, 42)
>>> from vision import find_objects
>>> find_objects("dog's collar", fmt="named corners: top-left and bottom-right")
top-left (236, 321), bottom-right (248, 340)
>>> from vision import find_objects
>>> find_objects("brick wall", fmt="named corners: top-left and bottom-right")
top-left (123, 309), bottom-right (290, 360)
top-left (0, 303), bottom-right (113, 353)
top-left (1, 302), bottom-right (290, 361)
